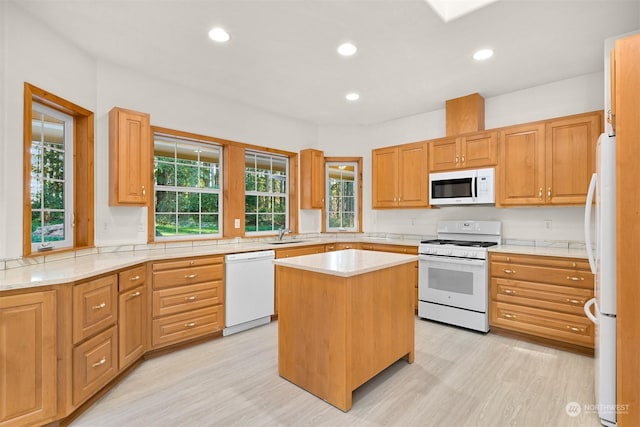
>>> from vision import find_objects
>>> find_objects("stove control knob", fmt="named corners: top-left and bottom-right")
top-left (443, 249), bottom-right (452, 256)
top-left (460, 251), bottom-right (468, 257)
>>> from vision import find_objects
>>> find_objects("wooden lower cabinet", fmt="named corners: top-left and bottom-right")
top-left (151, 256), bottom-right (224, 349)
top-left (72, 326), bottom-right (118, 406)
top-left (118, 265), bottom-right (147, 370)
top-left (0, 291), bottom-right (57, 427)
top-left (489, 253), bottom-right (594, 349)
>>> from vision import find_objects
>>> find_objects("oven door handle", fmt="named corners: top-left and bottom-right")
top-left (419, 254), bottom-right (485, 267)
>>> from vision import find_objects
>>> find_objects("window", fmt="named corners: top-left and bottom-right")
top-left (29, 103), bottom-right (74, 251)
top-left (324, 158), bottom-right (362, 232)
top-left (244, 150), bottom-right (288, 234)
top-left (153, 133), bottom-right (222, 239)
top-left (23, 83), bottom-right (94, 257)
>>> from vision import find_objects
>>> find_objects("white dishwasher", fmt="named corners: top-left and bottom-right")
top-left (223, 250), bottom-right (275, 336)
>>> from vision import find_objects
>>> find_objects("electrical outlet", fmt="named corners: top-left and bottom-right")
top-left (234, 218), bottom-right (240, 229)
top-left (544, 220), bottom-right (552, 230)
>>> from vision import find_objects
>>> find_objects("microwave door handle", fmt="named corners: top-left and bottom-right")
top-left (472, 176), bottom-right (477, 200)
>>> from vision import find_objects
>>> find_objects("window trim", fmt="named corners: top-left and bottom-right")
top-left (23, 83), bottom-right (94, 257)
top-left (322, 157), bottom-right (363, 233)
top-left (152, 131), bottom-right (223, 240)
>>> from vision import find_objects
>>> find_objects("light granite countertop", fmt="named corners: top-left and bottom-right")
top-left (0, 235), bottom-right (589, 292)
top-left (273, 249), bottom-right (418, 277)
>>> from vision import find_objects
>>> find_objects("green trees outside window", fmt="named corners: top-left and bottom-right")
top-left (154, 134), bottom-right (222, 238)
top-left (326, 162), bottom-right (358, 231)
top-left (245, 151), bottom-right (288, 234)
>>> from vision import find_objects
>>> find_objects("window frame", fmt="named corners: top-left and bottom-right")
top-left (244, 149), bottom-right (290, 236)
top-left (152, 132), bottom-right (223, 240)
top-left (23, 83), bottom-right (94, 257)
top-left (30, 102), bottom-right (75, 251)
top-left (322, 157), bottom-right (363, 233)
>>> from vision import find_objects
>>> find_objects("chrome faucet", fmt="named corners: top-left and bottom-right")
top-left (278, 226), bottom-right (291, 241)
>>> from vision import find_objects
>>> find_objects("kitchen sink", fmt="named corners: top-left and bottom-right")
top-left (268, 240), bottom-right (307, 245)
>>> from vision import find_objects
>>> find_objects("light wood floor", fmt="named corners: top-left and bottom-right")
top-left (71, 319), bottom-right (601, 427)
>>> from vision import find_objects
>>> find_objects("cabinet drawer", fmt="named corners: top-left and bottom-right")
top-left (73, 275), bottom-right (118, 344)
top-left (153, 264), bottom-right (223, 290)
top-left (491, 278), bottom-right (593, 316)
top-left (491, 262), bottom-right (593, 289)
top-left (490, 301), bottom-right (594, 348)
top-left (152, 256), bottom-right (222, 272)
top-left (490, 254), bottom-right (590, 270)
top-left (360, 243), bottom-right (417, 254)
top-left (73, 326), bottom-right (118, 405)
top-left (152, 305), bottom-right (223, 348)
top-left (153, 281), bottom-right (223, 317)
top-left (118, 264), bottom-right (146, 292)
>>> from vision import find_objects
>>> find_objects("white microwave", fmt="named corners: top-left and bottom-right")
top-left (429, 168), bottom-right (495, 205)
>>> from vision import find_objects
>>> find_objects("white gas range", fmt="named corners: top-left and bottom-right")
top-left (418, 220), bottom-right (501, 333)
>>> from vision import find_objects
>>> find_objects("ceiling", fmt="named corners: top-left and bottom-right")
top-left (14, 0), bottom-right (640, 126)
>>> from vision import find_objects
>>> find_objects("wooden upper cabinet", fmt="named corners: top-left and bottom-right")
top-left (498, 111), bottom-right (602, 207)
top-left (372, 142), bottom-right (428, 208)
top-left (498, 123), bottom-right (546, 206)
top-left (0, 291), bottom-right (57, 427)
top-left (429, 132), bottom-right (497, 172)
top-left (371, 146), bottom-right (399, 208)
top-left (300, 149), bottom-right (325, 209)
top-left (109, 107), bottom-right (151, 206)
top-left (545, 113), bottom-right (601, 205)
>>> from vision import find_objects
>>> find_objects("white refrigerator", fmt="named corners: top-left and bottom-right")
top-left (584, 132), bottom-right (616, 427)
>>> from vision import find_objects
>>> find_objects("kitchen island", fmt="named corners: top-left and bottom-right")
top-left (274, 249), bottom-right (417, 411)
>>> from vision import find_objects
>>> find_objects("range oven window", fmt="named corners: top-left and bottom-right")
top-left (432, 178), bottom-right (473, 199)
top-left (428, 267), bottom-right (474, 295)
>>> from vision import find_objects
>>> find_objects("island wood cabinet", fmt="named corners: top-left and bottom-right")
top-left (372, 142), bottom-right (429, 208)
top-left (429, 131), bottom-right (497, 172)
top-left (300, 148), bottom-right (325, 209)
top-left (109, 107), bottom-right (151, 206)
top-left (151, 256), bottom-right (224, 349)
top-left (489, 253), bottom-right (595, 350)
top-left (118, 265), bottom-right (147, 370)
top-left (498, 111), bottom-right (602, 206)
top-left (274, 245), bottom-right (325, 314)
top-left (0, 291), bottom-right (57, 427)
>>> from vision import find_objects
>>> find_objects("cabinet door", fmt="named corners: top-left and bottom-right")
top-left (545, 112), bottom-right (601, 205)
top-left (428, 137), bottom-right (459, 171)
top-left (300, 149), bottom-right (325, 209)
top-left (119, 284), bottom-right (147, 370)
top-left (73, 275), bottom-right (117, 344)
top-left (398, 143), bottom-right (429, 207)
top-left (371, 147), bottom-right (398, 208)
top-left (498, 123), bottom-right (546, 206)
top-left (109, 107), bottom-right (151, 206)
top-left (461, 131), bottom-right (497, 169)
top-left (0, 291), bottom-right (57, 426)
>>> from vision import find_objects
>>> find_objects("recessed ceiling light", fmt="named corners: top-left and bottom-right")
top-left (473, 48), bottom-right (494, 61)
top-left (345, 93), bottom-right (360, 101)
top-left (209, 27), bottom-right (230, 43)
top-left (337, 42), bottom-right (357, 57)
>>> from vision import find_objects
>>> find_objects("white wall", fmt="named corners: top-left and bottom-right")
top-left (1, 4), bottom-right (317, 258)
top-left (317, 73), bottom-right (605, 242)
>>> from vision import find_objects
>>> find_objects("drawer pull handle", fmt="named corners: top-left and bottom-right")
top-left (503, 313), bottom-right (517, 319)
top-left (567, 325), bottom-right (584, 333)
top-left (129, 275), bottom-right (141, 281)
top-left (91, 302), bottom-right (106, 310)
top-left (503, 269), bottom-right (516, 274)
top-left (185, 322), bottom-right (197, 328)
top-left (185, 274), bottom-right (198, 279)
top-left (92, 357), bottom-right (106, 368)
top-left (566, 298), bottom-right (584, 305)
top-left (129, 291), bottom-right (142, 298)
top-left (185, 295), bottom-right (197, 301)
top-left (503, 289), bottom-right (516, 295)
top-left (566, 276), bottom-right (584, 281)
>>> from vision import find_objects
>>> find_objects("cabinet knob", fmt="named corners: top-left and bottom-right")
top-left (565, 298), bottom-right (584, 305)
top-left (566, 276), bottom-right (584, 281)
top-left (185, 274), bottom-right (198, 279)
top-left (129, 275), bottom-right (141, 281)
top-left (503, 269), bottom-right (516, 274)
top-left (185, 295), bottom-right (197, 301)
top-left (547, 187), bottom-right (552, 200)
top-left (503, 289), bottom-right (516, 295)
top-left (538, 187), bottom-right (543, 200)
top-left (455, 155), bottom-right (459, 164)
top-left (461, 155), bottom-right (465, 163)
top-left (503, 313), bottom-right (517, 319)
top-left (566, 325), bottom-right (585, 333)
top-left (184, 322), bottom-right (197, 328)
top-left (91, 302), bottom-right (106, 310)
top-left (142, 186), bottom-right (146, 197)
top-left (129, 291), bottom-right (141, 298)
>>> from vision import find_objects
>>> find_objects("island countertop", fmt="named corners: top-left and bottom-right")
top-left (272, 249), bottom-right (418, 277)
